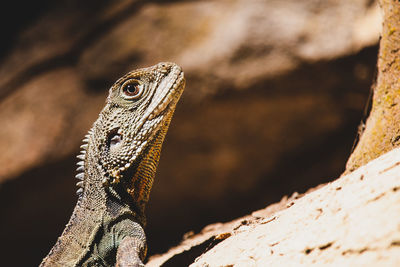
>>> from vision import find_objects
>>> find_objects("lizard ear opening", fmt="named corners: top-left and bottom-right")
top-left (107, 128), bottom-right (123, 150)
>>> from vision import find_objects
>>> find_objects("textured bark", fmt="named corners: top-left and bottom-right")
top-left (346, 0), bottom-right (400, 172)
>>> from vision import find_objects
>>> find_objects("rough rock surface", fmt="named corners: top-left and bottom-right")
top-left (147, 148), bottom-right (400, 266)
top-left (346, 0), bottom-right (400, 172)
top-left (0, 0), bottom-right (383, 266)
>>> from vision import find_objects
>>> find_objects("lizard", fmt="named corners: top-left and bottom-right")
top-left (40, 62), bottom-right (185, 267)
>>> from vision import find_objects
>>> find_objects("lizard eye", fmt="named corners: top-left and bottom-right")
top-left (121, 79), bottom-right (143, 100)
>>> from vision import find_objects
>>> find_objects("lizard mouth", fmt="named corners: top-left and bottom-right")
top-left (148, 69), bottom-right (185, 120)
top-left (133, 68), bottom-right (185, 151)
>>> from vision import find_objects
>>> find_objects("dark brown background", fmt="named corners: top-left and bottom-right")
top-left (0, 0), bottom-right (380, 266)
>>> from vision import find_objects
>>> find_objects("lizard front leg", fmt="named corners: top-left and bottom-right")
top-left (112, 218), bottom-right (147, 267)
top-left (116, 236), bottom-right (147, 267)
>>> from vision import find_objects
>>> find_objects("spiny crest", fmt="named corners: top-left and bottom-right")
top-left (74, 129), bottom-right (92, 198)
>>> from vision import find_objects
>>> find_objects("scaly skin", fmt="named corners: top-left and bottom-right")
top-left (40, 62), bottom-right (185, 267)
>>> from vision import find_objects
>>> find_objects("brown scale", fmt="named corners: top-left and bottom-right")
top-left (128, 113), bottom-right (173, 204)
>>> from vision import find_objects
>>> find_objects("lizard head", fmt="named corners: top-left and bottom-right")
top-left (76, 62), bottom-right (185, 207)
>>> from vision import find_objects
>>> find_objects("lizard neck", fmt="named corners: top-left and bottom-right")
top-left (40, 113), bottom-right (172, 267)
top-left (40, 162), bottom-right (144, 266)
top-left (39, 161), bottom-right (108, 266)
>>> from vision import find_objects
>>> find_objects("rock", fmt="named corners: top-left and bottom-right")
top-left (0, 68), bottom-right (106, 182)
top-left (0, 0), bottom-right (383, 266)
top-left (147, 148), bottom-right (400, 266)
top-left (346, 0), bottom-right (400, 173)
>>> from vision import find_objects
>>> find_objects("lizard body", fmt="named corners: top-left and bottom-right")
top-left (40, 62), bottom-right (185, 267)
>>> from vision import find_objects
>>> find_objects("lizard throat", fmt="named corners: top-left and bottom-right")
top-left (128, 111), bottom-right (173, 202)
top-left (110, 111), bottom-right (174, 215)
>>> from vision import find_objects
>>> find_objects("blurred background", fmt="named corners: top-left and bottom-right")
top-left (0, 0), bottom-right (381, 266)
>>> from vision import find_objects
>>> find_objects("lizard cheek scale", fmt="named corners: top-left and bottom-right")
top-left (40, 62), bottom-right (185, 267)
